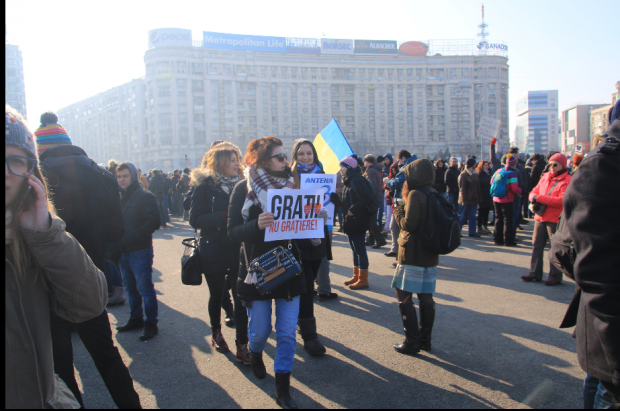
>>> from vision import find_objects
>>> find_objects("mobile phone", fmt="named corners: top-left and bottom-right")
top-left (15, 185), bottom-right (33, 210)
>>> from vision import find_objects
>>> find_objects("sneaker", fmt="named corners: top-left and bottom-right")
top-left (318, 292), bottom-right (339, 302)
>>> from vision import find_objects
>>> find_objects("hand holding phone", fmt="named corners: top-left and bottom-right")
top-left (16, 175), bottom-right (51, 232)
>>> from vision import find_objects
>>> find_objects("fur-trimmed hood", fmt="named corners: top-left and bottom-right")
top-left (190, 168), bottom-right (215, 187)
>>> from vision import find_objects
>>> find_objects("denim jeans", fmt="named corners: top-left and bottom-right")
top-left (583, 374), bottom-right (613, 409)
top-left (103, 260), bottom-right (123, 294)
top-left (120, 247), bottom-right (158, 324)
top-left (377, 201), bottom-right (385, 228)
top-left (316, 228), bottom-right (333, 295)
top-left (173, 192), bottom-right (183, 215)
top-left (348, 232), bottom-right (369, 270)
top-left (246, 296), bottom-right (300, 374)
top-left (459, 204), bottom-right (478, 235)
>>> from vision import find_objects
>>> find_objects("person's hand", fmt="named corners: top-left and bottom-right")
top-left (17, 175), bottom-right (51, 232)
top-left (347, 210), bottom-right (354, 217)
top-left (491, 137), bottom-right (497, 146)
top-left (257, 212), bottom-right (275, 230)
top-left (330, 192), bottom-right (339, 204)
top-left (383, 177), bottom-right (388, 184)
top-left (318, 208), bottom-right (328, 222)
top-left (532, 196), bottom-right (537, 203)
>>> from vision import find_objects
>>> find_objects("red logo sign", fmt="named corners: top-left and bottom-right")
top-left (304, 205), bottom-right (311, 215)
top-left (399, 41), bottom-right (429, 56)
top-left (314, 204), bottom-right (321, 214)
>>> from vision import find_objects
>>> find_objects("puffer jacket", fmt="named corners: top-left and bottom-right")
top-left (339, 167), bottom-right (373, 235)
top-left (6, 217), bottom-right (107, 409)
top-left (529, 170), bottom-right (572, 224)
top-left (433, 166), bottom-right (447, 194)
top-left (394, 159), bottom-right (439, 268)
top-left (478, 170), bottom-right (493, 208)
top-left (364, 163), bottom-right (384, 204)
top-left (491, 166), bottom-right (522, 203)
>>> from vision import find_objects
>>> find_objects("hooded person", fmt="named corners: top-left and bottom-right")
top-left (391, 158), bottom-right (438, 355)
top-left (289, 138), bottom-right (334, 355)
top-left (363, 154), bottom-right (388, 248)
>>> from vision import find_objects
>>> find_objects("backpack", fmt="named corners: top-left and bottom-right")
top-left (490, 169), bottom-right (510, 198)
top-left (416, 188), bottom-right (461, 255)
top-left (349, 176), bottom-right (379, 215)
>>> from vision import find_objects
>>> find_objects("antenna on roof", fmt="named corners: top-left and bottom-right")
top-left (477, 3), bottom-right (489, 55)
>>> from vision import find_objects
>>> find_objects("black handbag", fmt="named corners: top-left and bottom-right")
top-left (549, 213), bottom-right (576, 280)
top-left (181, 230), bottom-right (202, 286)
top-left (529, 180), bottom-right (560, 216)
top-left (242, 241), bottom-right (302, 295)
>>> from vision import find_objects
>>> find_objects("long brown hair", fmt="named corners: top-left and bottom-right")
top-left (243, 136), bottom-right (283, 168)
top-left (290, 139), bottom-right (320, 189)
top-left (192, 142), bottom-right (244, 184)
top-left (476, 160), bottom-right (489, 174)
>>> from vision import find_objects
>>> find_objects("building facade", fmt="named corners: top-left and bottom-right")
top-left (561, 104), bottom-right (607, 157)
top-left (5, 44), bottom-right (27, 119)
top-left (57, 30), bottom-right (510, 172)
top-left (513, 90), bottom-right (559, 154)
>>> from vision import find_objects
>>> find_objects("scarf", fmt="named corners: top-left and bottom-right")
top-left (297, 163), bottom-right (321, 174)
top-left (550, 167), bottom-right (568, 178)
top-left (241, 164), bottom-right (294, 222)
top-left (215, 173), bottom-right (240, 194)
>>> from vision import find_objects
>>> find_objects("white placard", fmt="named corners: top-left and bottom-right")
top-left (265, 189), bottom-right (325, 242)
top-left (300, 174), bottom-right (336, 226)
top-left (478, 116), bottom-right (502, 141)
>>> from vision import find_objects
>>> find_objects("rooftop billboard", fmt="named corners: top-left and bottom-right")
top-left (399, 41), bottom-right (429, 56)
top-left (148, 28), bottom-right (192, 49)
top-left (320, 38), bottom-right (354, 55)
top-left (286, 37), bottom-right (321, 55)
top-left (354, 39), bottom-right (397, 55)
top-left (203, 31), bottom-right (286, 53)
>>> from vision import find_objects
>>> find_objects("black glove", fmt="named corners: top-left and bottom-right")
top-left (330, 192), bottom-right (341, 207)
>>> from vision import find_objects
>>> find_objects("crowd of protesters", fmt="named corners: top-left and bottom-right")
top-left (6, 102), bottom-right (620, 409)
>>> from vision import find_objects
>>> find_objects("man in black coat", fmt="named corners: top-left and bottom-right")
top-left (556, 121), bottom-right (620, 408)
top-left (148, 169), bottom-right (168, 228)
top-left (114, 162), bottom-right (161, 341)
top-left (444, 157), bottom-right (460, 210)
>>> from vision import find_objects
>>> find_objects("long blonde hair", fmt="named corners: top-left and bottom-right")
top-left (192, 142), bottom-right (244, 184)
top-left (6, 165), bottom-right (57, 286)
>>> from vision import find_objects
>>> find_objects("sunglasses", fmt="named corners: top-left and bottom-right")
top-left (270, 153), bottom-right (288, 162)
top-left (550, 163), bottom-right (562, 168)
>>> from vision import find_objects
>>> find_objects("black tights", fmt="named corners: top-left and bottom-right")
top-left (395, 289), bottom-right (434, 305)
top-left (299, 259), bottom-right (322, 319)
top-left (205, 271), bottom-right (248, 343)
top-left (478, 207), bottom-right (491, 228)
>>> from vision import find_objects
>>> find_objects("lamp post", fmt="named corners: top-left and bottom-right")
top-left (351, 125), bottom-right (366, 155)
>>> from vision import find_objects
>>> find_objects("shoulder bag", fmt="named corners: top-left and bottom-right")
top-left (181, 229), bottom-right (202, 286)
top-left (242, 241), bottom-right (302, 295)
top-left (529, 179), bottom-right (560, 217)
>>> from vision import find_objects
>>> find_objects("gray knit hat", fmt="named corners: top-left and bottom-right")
top-left (5, 105), bottom-right (38, 164)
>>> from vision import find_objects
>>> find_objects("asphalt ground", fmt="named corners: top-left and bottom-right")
top-left (72, 216), bottom-right (583, 409)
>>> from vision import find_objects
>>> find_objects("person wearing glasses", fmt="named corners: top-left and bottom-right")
top-left (5, 105), bottom-right (108, 408)
top-left (227, 136), bottom-right (306, 409)
top-left (522, 153), bottom-right (572, 285)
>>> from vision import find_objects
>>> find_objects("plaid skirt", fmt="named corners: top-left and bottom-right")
top-left (391, 264), bottom-right (437, 294)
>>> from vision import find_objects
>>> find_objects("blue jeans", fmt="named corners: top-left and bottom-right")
top-left (103, 260), bottom-right (123, 294)
top-left (377, 201), bottom-right (385, 228)
top-left (583, 374), bottom-right (613, 409)
top-left (173, 192), bottom-right (183, 215)
top-left (120, 247), bottom-right (158, 324)
top-left (246, 296), bottom-right (300, 374)
top-left (348, 233), bottom-right (369, 270)
top-left (459, 204), bottom-right (478, 235)
top-left (157, 197), bottom-right (169, 225)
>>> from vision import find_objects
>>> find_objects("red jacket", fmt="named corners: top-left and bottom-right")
top-left (529, 171), bottom-right (572, 224)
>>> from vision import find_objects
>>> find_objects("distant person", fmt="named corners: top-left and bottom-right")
top-left (107, 159), bottom-right (118, 178)
top-left (148, 169), bottom-right (168, 228)
top-left (171, 169), bottom-right (182, 216)
top-left (138, 168), bottom-right (148, 189)
top-left (178, 167), bottom-right (191, 221)
top-left (476, 160), bottom-right (493, 234)
top-left (444, 157), bottom-right (460, 210)
top-left (432, 158), bottom-right (447, 196)
top-left (114, 162), bottom-right (161, 341)
top-left (384, 150), bottom-right (416, 259)
top-left (364, 154), bottom-right (387, 249)
top-left (491, 146), bottom-right (522, 247)
top-left (458, 157), bottom-right (481, 237)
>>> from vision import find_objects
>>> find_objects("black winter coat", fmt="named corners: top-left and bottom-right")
top-left (117, 180), bottom-right (161, 253)
top-left (148, 174), bottom-right (165, 199)
top-left (227, 180), bottom-right (306, 302)
top-left (444, 166), bottom-right (460, 193)
top-left (558, 133), bottom-right (620, 387)
top-left (189, 172), bottom-right (241, 274)
top-left (477, 170), bottom-right (493, 208)
top-left (333, 168), bottom-right (372, 235)
top-left (529, 160), bottom-right (546, 192)
top-left (433, 166), bottom-right (447, 194)
top-left (39, 145), bottom-right (124, 271)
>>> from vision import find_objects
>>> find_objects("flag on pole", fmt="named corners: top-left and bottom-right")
top-left (313, 119), bottom-right (354, 174)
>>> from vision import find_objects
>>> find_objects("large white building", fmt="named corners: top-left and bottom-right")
top-left (513, 90), bottom-right (559, 154)
top-left (5, 43), bottom-right (27, 119)
top-left (57, 29), bottom-right (509, 172)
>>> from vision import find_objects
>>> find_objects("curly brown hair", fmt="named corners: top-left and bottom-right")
top-left (243, 136), bottom-right (283, 168)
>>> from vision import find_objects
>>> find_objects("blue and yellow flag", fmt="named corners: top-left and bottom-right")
top-left (313, 119), bottom-right (354, 174)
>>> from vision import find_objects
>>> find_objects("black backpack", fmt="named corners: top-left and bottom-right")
top-left (349, 176), bottom-right (379, 215)
top-left (416, 188), bottom-right (461, 255)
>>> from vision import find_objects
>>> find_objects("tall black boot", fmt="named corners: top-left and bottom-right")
top-left (394, 302), bottom-right (421, 355)
top-left (298, 317), bottom-right (326, 356)
top-left (250, 351), bottom-right (266, 380)
top-left (418, 301), bottom-right (436, 352)
top-left (275, 372), bottom-right (297, 409)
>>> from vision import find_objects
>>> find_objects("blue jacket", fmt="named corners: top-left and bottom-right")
top-left (385, 155), bottom-right (417, 199)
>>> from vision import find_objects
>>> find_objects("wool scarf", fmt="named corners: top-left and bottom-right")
top-left (215, 173), bottom-right (240, 194)
top-left (241, 164), bottom-right (294, 222)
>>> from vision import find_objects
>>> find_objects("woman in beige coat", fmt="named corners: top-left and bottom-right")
top-left (5, 105), bottom-right (108, 408)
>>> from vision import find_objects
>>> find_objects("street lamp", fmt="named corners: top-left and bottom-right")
top-left (351, 125), bottom-right (366, 155)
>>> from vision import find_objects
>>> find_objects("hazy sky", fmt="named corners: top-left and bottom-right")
top-left (7, 0), bottom-right (619, 133)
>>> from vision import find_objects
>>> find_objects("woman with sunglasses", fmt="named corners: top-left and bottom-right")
top-left (5, 106), bottom-right (108, 408)
top-left (227, 136), bottom-right (306, 409)
top-left (522, 153), bottom-right (572, 285)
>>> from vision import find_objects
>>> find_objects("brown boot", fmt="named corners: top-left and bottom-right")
top-left (235, 340), bottom-right (251, 365)
top-left (344, 266), bottom-right (360, 285)
top-left (211, 327), bottom-right (229, 353)
top-left (349, 269), bottom-right (369, 289)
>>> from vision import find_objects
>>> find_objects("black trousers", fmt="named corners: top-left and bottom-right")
top-left (299, 259), bottom-right (323, 319)
top-left (366, 211), bottom-right (387, 246)
top-left (50, 310), bottom-right (141, 409)
top-left (477, 206), bottom-right (491, 228)
top-left (205, 271), bottom-right (248, 343)
top-left (493, 202), bottom-right (515, 245)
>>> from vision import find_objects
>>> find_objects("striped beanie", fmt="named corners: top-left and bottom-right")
top-left (34, 112), bottom-right (72, 154)
top-left (340, 156), bottom-right (359, 170)
top-left (505, 153), bottom-right (517, 168)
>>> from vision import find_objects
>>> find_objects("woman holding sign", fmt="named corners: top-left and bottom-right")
top-left (228, 136), bottom-right (306, 409)
top-left (189, 142), bottom-right (250, 365)
top-left (290, 139), bottom-right (333, 357)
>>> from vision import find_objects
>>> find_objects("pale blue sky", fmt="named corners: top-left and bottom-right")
top-left (7, 0), bottom-right (619, 134)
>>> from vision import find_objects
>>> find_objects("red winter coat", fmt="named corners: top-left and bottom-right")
top-left (529, 170), bottom-right (572, 224)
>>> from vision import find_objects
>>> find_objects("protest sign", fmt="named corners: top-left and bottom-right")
top-left (478, 116), bottom-right (502, 141)
top-left (265, 189), bottom-right (325, 242)
top-left (300, 174), bottom-right (336, 226)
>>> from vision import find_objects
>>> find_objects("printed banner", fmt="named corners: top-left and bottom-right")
top-left (265, 189), bottom-right (325, 242)
top-left (300, 174), bottom-right (336, 226)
